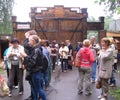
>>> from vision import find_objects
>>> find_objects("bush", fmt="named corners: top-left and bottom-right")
top-left (110, 87), bottom-right (120, 100)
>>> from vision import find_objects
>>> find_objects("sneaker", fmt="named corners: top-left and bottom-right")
top-left (45, 87), bottom-right (49, 91)
top-left (15, 86), bottom-right (18, 89)
top-left (91, 80), bottom-right (95, 83)
top-left (110, 84), bottom-right (115, 87)
top-left (8, 92), bottom-right (12, 97)
top-left (24, 96), bottom-right (32, 100)
top-left (85, 92), bottom-right (92, 96)
top-left (19, 91), bottom-right (23, 95)
top-left (98, 95), bottom-right (103, 99)
top-left (100, 97), bottom-right (106, 100)
top-left (78, 91), bottom-right (83, 94)
top-left (53, 70), bottom-right (55, 72)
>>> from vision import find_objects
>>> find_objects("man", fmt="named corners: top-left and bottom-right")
top-left (90, 36), bottom-right (100, 83)
top-left (65, 40), bottom-right (73, 70)
top-left (22, 35), bottom-right (46, 100)
top-left (23, 30), bottom-right (37, 100)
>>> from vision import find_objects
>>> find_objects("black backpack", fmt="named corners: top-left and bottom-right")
top-left (38, 47), bottom-right (48, 73)
top-left (41, 53), bottom-right (48, 73)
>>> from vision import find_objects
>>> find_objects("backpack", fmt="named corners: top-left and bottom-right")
top-left (38, 47), bottom-right (48, 73)
top-left (117, 53), bottom-right (120, 60)
top-left (41, 52), bottom-right (48, 73)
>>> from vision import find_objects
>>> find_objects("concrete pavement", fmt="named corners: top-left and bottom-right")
top-left (0, 65), bottom-right (115, 100)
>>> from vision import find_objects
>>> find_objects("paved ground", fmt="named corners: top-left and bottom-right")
top-left (0, 64), bottom-right (118, 100)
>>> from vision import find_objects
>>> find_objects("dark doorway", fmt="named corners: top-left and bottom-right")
top-left (0, 40), bottom-right (9, 59)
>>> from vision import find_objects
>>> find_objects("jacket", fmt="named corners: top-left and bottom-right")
top-left (7, 45), bottom-right (24, 69)
top-left (98, 47), bottom-right (114, 79)
top-left (59, 46), bottom-right (69, 59)
top-left (23, 38), bottom-right (33, 55)
top-left (77, 47), bottom-right (94, 68)
top-left (23, 45), bottom-right (43, 73)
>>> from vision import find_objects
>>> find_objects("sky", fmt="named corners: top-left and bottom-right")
top-left (12, 0), bottom-right (118, 22)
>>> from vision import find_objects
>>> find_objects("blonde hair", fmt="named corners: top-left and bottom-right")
top-left (83, 39), bottom-right (91, 47)
top-left (101, 37), bottom-right (110, 46)
top-left (29, 35), bottom-right (41, 44)
top-left (28, 30), bottom-right (37, 35)
top-left (109, 37), bottom-right (115, 44)
top-left (25, 30), bottom-right (37, 38)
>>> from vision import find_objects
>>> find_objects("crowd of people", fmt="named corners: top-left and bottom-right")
top-left (76, 37), bottom-right (118, 100)
top-left (1, 30), bottom-right (119, 100)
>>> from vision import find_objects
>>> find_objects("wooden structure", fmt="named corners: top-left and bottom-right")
top-left (106, 31), bottom-right (120, 50)
top-left (106, 31), bottom-right (120, 41)
top-left (13, 5), bottom-right (105, 44)
top-left (0, 5), bottom-right (105, 60)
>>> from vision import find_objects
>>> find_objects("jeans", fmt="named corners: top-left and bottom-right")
top-left (43, 66), bottom-right (51, 88)
top-left (67, 56), bottom-right (73, 70)
top-left (51, 56), bottom-right (57, 70)
top-left (110, 66), bottom-right (116, 84)
top-left (61, 59), bottom-right (67, 72)
top-left (91, 61), bottom-right (97, 81)
top-left (31, 71), bottom-right (46, 100)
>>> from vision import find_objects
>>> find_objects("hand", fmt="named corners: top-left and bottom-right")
top-left (22, 64), bottom-right (25, 69)
top-left (11, 53), bottom-right (17, 56)
top-left (20, 52), bottom-right (27, 57)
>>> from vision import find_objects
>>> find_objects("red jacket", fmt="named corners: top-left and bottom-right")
top-left (76, 47), bottom-right (94, 68)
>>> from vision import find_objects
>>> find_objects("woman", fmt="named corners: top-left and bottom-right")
top-left (7, 38), bottom-right (24, 96)
top-left (50, 40), bottom-right (58, 72)
top-left (77, 39), bottom-right (94, 96)
top-left (76, 42), bottom-right (83, 52)
top-left (21, 35), bottom-right (46, 100)
top-left (59, 42), bottom-right (69, 72)
top-left (109, 38), bottom-right (117, 87)
top-left (41, 39), bottom-right (51, 90)
top-left (97, 37), bottom-right (114, 100)
top-left (4, 41), bottom-right (19, 89)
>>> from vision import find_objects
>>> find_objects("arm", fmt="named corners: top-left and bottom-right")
top-left (63, 46), bottom-right (69, 53)
top-left (6, 47), bottom-right (16, 59)
top-left (23, 48), bottom-right (40, 68)
top-left (102, 49), bottom-right (113, 60)
top-left (69, 45), bottom-right (73, 56)
top-left (90, 51), bottom-right (94, 62)
top-left (76, 49), bottom-right (82, 61)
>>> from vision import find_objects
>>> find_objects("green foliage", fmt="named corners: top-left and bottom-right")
top-left (110, 87), bottom-right (120, 100)
top-left (104, 17), bottom-right (114, 30)
top-left (0, 0), bottom-right (14, 34)
top-left (87, 16), bottom-right (99, 22)
top-left (94, 0), bottom-right (120, 15)
top-left (87, 31), bottom-right (98, 43)
top-left (116, 7), bottom-right (120, 14)
top-left (109, 70), bottom-right (120, 100)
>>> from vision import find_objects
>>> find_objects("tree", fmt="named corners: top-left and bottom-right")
top-left (95, 0), bottom-right (120, 15)
top-left (104, 16), bottom-right (114, 30)
top-left (0, 0), bottom-right (14, 34)
top-left (87, 16), bottom-right (99, 22)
